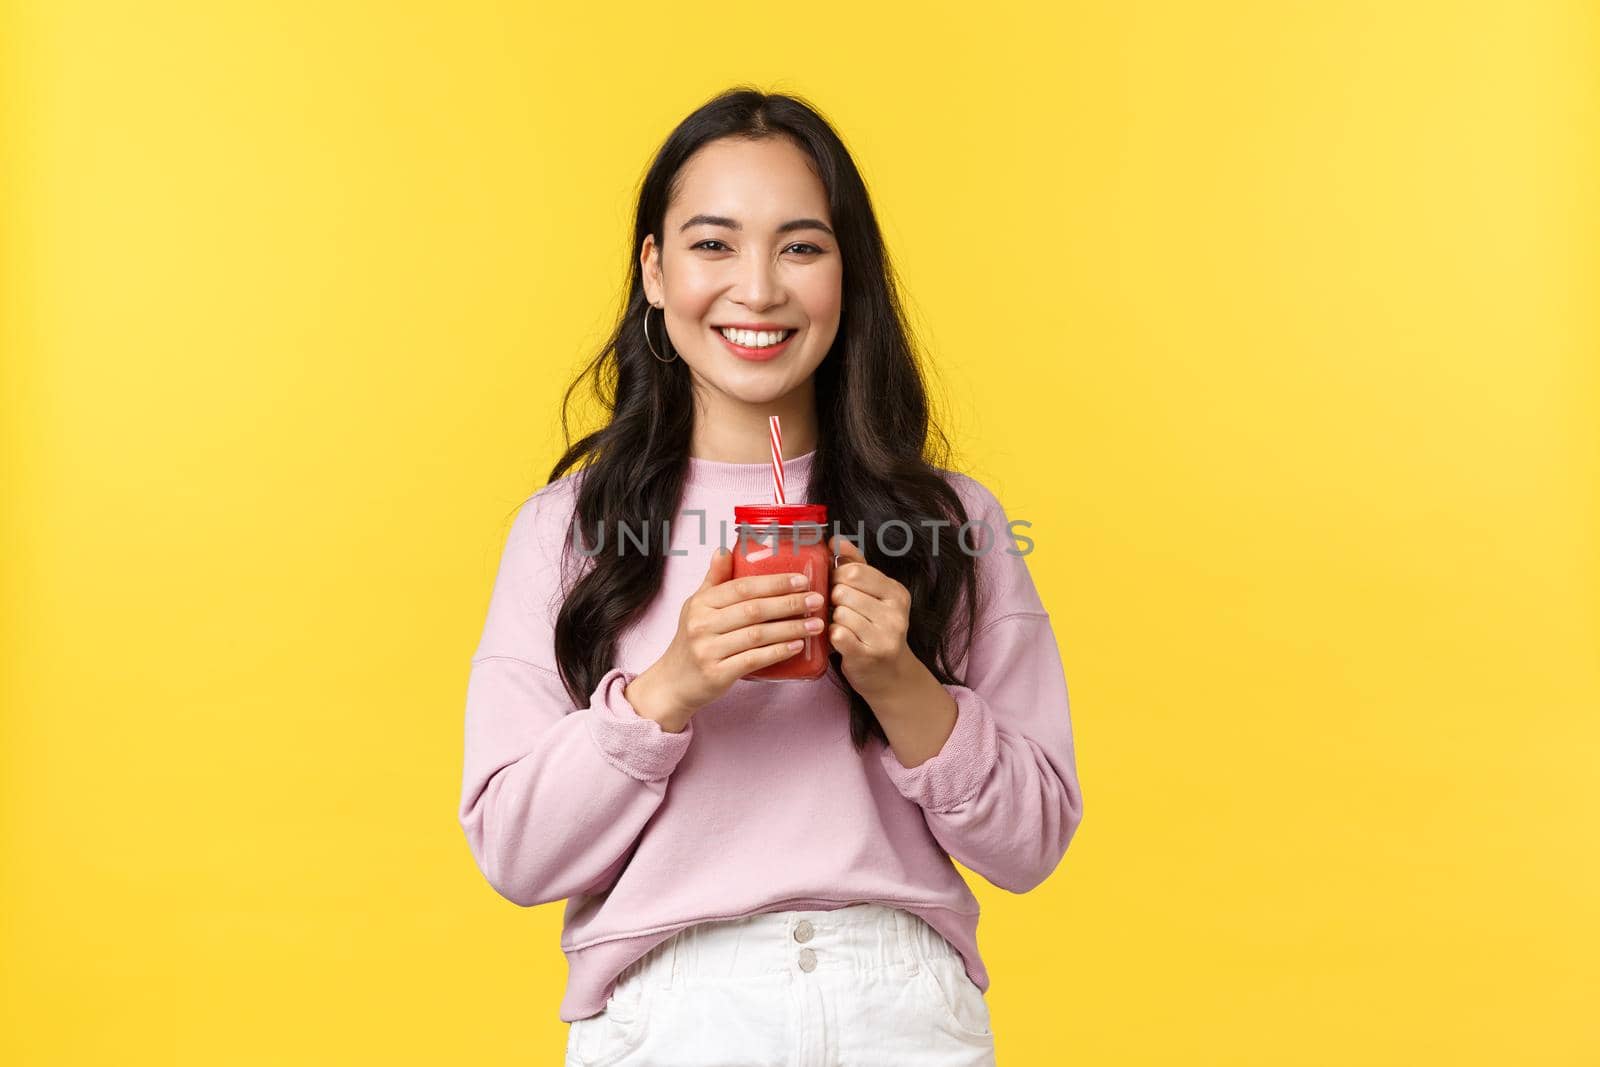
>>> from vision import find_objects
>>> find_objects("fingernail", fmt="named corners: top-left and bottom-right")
top-left (804, 592), bottom-right (824, 609)
top-left (804, 617), bottom-right (824, 632)
top-left (790, 574), bottom-right (807, 589)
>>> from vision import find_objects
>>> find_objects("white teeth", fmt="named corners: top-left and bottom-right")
top-left (719, 327), bottom-right (793, 348)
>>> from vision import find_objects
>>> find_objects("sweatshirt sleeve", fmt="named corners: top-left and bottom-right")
top-left (458, 483), bottom-right (695, 907)
top-left (876, 480), bottom-right (1084, 894)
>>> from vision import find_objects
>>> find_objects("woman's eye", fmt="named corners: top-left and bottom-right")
top-left (690, 240), bottom-right (823, 255)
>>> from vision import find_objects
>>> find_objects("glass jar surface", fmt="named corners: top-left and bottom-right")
top-left (730, 504), bottom-right (831, 681)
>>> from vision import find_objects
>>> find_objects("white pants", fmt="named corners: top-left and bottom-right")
top-left (564, 902), bottom-right (997, 1066)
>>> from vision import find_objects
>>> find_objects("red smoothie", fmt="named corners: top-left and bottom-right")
top-left (731, 504), bottom-right (832, 680)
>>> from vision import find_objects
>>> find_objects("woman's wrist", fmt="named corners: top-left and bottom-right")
top-left (863, 652), bottom-right (959, 767)
top-left (623, 667), bottom-right (693, 734)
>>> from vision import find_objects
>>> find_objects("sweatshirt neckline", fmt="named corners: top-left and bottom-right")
top-left (684, 447), bottom-right (817, 497)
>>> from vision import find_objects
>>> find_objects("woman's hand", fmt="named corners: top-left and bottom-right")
top-left (827, 535), bottom-right (919, 700)
top-left (624, 547), bottom-right (826, 732)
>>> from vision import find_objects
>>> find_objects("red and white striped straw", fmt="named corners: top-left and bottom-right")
top-left (769, 415), bottom-right (785, 505)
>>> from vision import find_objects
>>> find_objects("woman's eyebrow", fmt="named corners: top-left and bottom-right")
top-left (679, 214), bottom-right (835, 237)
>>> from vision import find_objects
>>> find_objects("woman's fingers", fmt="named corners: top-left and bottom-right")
top-left (702, 571), bottom-right (806, 610)
top-left (830, 581), bottom-right (888, 617)
top-left (709, 615), bottom-right (823, 663)
top-left (829, 603), bottom-right (876, 650)
top-left (720, 634), bottom-right (807, 680)
top-left (713, 589), bottom-right (821, 634)
top-left (829, 536), bottom-right (902, 601)
top-left (698, 545), bottom-right (734, 591)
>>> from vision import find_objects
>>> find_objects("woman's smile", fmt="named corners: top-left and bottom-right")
top-left (715, 325), bottom-right (798, 362)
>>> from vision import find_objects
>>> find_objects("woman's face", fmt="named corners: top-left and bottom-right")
top-left (641, 136), bottom-right (842, 407)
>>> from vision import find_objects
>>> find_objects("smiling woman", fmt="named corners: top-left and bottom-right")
top-left (456, 85), bottom-right (1083, 1067)
top-left (642, 137), bottom-right (844, 384)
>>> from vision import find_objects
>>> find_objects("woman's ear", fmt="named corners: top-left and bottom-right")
top-left (639, 234), bottom-right (662, 306)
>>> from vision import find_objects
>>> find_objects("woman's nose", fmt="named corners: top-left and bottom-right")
top-left (733, 254), bottom-right (781, 307)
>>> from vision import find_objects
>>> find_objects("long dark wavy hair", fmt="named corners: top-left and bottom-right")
top-left (539, 85), bottom-right (981, 751)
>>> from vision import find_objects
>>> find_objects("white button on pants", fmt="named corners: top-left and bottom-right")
top-left (565, 902), bottom-right (995, 1066)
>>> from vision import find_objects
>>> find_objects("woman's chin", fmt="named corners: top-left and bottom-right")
top-left (706, 365), bottom-right (797, 403)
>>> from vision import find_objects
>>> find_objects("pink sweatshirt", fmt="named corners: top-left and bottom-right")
top-left (457, 448), bottom-right (1084, 1022)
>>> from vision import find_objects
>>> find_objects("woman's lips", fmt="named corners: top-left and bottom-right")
top-left (714, 328), bottom-right (796, 362)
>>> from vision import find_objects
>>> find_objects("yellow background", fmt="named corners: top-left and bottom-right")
top-left (3, 1), bottom-right (1596, 1063)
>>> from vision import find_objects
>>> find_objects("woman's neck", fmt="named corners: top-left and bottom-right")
top-left (689, 392), bottom-right (819, 463)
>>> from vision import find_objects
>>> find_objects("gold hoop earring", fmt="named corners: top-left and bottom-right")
top-left (644, 303), bottom-right (678, 363)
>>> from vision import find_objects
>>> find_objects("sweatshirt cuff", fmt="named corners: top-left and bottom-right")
top-left (584, 666), bottom-right (695, 782)
top-left (876, 684), bottom-right (999, 812)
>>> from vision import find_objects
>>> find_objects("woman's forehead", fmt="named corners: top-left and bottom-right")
top-left (671, 140), bottom-right (831, 226)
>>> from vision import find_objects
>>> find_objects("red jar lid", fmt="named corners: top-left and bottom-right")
top-left (733, 503), bottom-right (828, 526)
